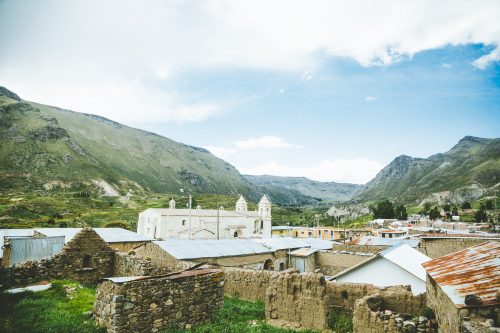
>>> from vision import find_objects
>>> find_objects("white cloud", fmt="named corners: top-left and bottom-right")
top-left (235, 136), bottom-right (302, 150)
top-left (239, 158), bottom-right (384, 184)
top-left (204, 146), bottom-right (237, 159)
top-left (365, 96), bottom-right (377, 102)
top-left (1, 0), bottom-right (499, 123)
top-left (472, 46), bottom-right (500, 69)
top-left (441, 62), bottom-right (452, 69)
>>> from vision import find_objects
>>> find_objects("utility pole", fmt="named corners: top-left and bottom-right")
top-left (216, 195), bottom-right (220, 240)
top-left (188, 193), bottom-right (192, 240)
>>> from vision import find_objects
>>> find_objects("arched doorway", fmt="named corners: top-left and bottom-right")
top-left (233, 231), bottom-right (239, 238)
top-left (263, 259), bottom-right (275, 270)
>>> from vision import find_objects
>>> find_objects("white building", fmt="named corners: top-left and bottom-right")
top-left (332, 243), bottom-right (431, 295)
top-left (137, 195), bottom-right (272, 239)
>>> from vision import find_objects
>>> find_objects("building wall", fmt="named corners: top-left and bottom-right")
top-left (290, 254), bottom-right (315, 273)
top-left (265, 273), bottom-right (426, 331)
top-left (113, 253), bottom-right (170, 277)
top-left (93, 269), bottom-right (224, 333)
top-left (332, 244), bottom-right (388, 254)
top-left (335, 257), bottom-right (426, 295)
top-left (419, 238), bottom-right (500, 258)
top-left (425, 274), bottom-right (462, 332)
top-left (315, 251), bottom-right (373, 276)
top-left (7, 228), bottom-right (115, 286)
top-left (134, 243), bottom-right (196, 271)
top-left (107, 242), bottom-right (149, 253)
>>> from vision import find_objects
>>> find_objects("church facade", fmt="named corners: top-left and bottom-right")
top-left (137, 195), bottom-right (272, 239)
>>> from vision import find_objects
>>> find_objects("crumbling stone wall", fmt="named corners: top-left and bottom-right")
top-left (315, 251), bottom-right (373, 276)
top-left (135, 243), bottom-right (197, 271)
top-left (353, 294), bottom-right (437, 333)
top-left (332, 244), bottom-right (388, 254)
top-left (113, 253), bottom-right (171, 277)
top-left (93, 269), bottom-right (224, 333)
top-left (265, 273), bottom-right (427, 331)
top-left (419, 238), bottom-right (499, 258)
top-left (8, 228), bottom-right (115, 286)
top-left (222, 267), bottom-right (296, 301)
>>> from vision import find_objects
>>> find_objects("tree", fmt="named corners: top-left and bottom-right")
top-left (485, 200), bottom-right (494, 210)
top-left (443, 204), bottom-right (451, 212)
top-left (452, 206), bottom-right (459, 216)
top-left (421, 202), bottom-right (432, 215)
top-left (429, 207), bottom-right (441, 220)
top-left (461, 201), bottom-right (471, 209)
top-left (372, 200), bottom-right (395, 219)
top-left (394, 204), bottom-right (408, 220)
top-left (475, 204), bottom-right (488, 222)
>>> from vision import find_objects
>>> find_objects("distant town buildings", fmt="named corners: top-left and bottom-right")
top-left (137, 195), bottom-right (272, 239)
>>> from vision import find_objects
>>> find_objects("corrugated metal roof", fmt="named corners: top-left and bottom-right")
top-left (253, 237), bottom-right (310, 250)
top-left (298, 238), bottom-right (339, 249)
top-left (0, 229), bottom-right (35, 257)
top-left (289, 248), bottom-right (317, 257)
top-left (422, 241), bottom-right (500, 308)
top-left (419, 233), bottom-right (500, 239)
top-left (333, 243), bottom-right (431, 281)
top-left (35, 228), bottom-right (154, 243)
top-left (8, 236), bottom-right (65, 266)
top-left (104, 276), bottom-right (150, 283)
top-left (380, 243), bottom-right (431, 281)
top-left (356, 236), bottom-right (420, 248)
top-left (153, 238), bottom-right (273, 259)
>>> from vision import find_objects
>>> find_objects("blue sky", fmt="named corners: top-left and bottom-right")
top-left (1, 1), bottom-right (499, 183)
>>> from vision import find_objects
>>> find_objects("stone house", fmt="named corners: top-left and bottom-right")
top-left (137, 195), bottom-right (272, 240)
top-left (332, 243), bottom-right (431, 295)
top-left (423, 241), bottom-right (500, 332)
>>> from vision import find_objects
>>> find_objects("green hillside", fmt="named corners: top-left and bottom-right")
top-left (0, 87), bottom-right (261, 199)
top-left (354, 136), bottom-right (500, 204)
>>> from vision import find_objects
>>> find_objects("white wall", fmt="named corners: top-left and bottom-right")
top-left (336, 257), bottom-right (426, 295)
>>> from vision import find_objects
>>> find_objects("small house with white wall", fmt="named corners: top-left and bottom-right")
top-left (331, 243), bottom-right (431, 295)
top-left (137, 195), bottom-right (272, 239)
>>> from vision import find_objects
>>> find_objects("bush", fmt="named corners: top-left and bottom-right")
top-left (328, 308), bottom-right (353, 333)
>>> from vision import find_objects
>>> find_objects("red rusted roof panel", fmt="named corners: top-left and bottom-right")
top-left (422, 241), bottom-right (500, 308)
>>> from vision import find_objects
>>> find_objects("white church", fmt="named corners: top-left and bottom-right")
top-left (137, 195), bottom-right (272, 240)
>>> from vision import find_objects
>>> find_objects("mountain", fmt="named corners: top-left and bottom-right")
top-left (354, 136), bottom-right (500, 204)
top-left (0, 87), bottom-right (261, 199)
top-left (244, 175), bottom-right (362, 204)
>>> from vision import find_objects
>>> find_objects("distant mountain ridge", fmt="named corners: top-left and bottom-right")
top-left (354, 136), bottom-right (500, 204)
top-left (244, 175), bottom-right (362, 204)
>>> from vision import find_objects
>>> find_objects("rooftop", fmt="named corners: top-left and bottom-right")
top-left (349, 236), bottom-right (420, 248)
top-left (422, 241), bottom-right (500, 308)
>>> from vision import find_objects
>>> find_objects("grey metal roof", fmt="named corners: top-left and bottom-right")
top-left (153, 238), bottom-right (274, 260)
top-left (356, 236), bottom-right (420, 248)
top-left (289, 248), bottom-right (317, 257)
top-left (297, 238), bottom-right (339, 250)
top-left (0, 229), bottom-right (35, 258)
top-left (35, 228), bottom-right (154, 243)
top-left (8, 236), bottom-right (65, 266)
top-left (253, 237), bottom-right (311, 250)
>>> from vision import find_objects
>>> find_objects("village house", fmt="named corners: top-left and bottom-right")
top-left (331, 243), bottom-right (432, 295)
top-left (1, 228), bottom-right (154, 267)
top-left (423, 241), bottom-right (500, 332)
top-left (137, 195), bottom-right (272, 239)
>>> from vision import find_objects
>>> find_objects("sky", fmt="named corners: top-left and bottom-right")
top-left (1, 0), bottom-right (499, 184)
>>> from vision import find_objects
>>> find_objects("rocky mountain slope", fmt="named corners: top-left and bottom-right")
top-left (0, 87), bottom-right (262, 199)
top-left (244, 175), bottom-right (362, 204)
top-left (354, 136), bottom-right (500, 204)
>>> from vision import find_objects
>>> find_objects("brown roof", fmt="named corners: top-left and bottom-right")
top-left (422, 241), bottom-right (500, 308)
top-left (419, 233), bottom-right (500, 239)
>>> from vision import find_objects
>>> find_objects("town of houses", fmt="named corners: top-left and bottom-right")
top-left (0, 195), bottom-right (499, 333)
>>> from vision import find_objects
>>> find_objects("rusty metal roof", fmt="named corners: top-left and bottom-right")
top-left (422, 241), bottom-right (500, 308)
top-left (419, 233), bottom-right (500, 239)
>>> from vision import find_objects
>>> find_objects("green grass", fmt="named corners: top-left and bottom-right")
top-left (0, 283), bottom-right (317, 333)
top-left (0, 280), bottom-right (105, 333)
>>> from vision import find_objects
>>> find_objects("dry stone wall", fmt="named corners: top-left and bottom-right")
top-left (7, 228), bottom-right (115, 286)
top-left (353, 294), bottom-right (437, 333)
top-left (113, 253), bottom-right (171, 277)
top-left (419, 238), bottom-right (500, 258)
top-left (93, 269), bottom-right (224, 333)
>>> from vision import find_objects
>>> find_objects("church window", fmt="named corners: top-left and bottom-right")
top-left (82, 255), bottom-right (92, 268)
top-left (261, 220), bottom-right (264, 229)
top-left (182, 220), bottom-right (186, 226)
top-left (234, 231), bottom-right (238, 238)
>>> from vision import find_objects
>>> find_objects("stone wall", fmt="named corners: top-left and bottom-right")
top-left (265, 272), bottom-right (427, 331)
top-left (419, 238), bottom-right (500, 258)
top-left (353, 294), bottom-right (437, 333)
top-left (426, 275), bottom-right (500, 333)
top-left (7, 228), bottom-right (115, 286)
top-left (135, 243), bottom-right (196, 271)
top-left (113, 253), bottom-right (171, 277)
top-left (315, 251), bottom-right (373, 276)
top-left (333, 244), bottom-right (388, 254)
top-left (93, 269), bottom-right (224, 333)
top-left (222, 267), bottom-right (297, 301)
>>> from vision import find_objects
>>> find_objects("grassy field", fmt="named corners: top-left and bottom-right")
top-left (0, 281), bottom-right (334, 333)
